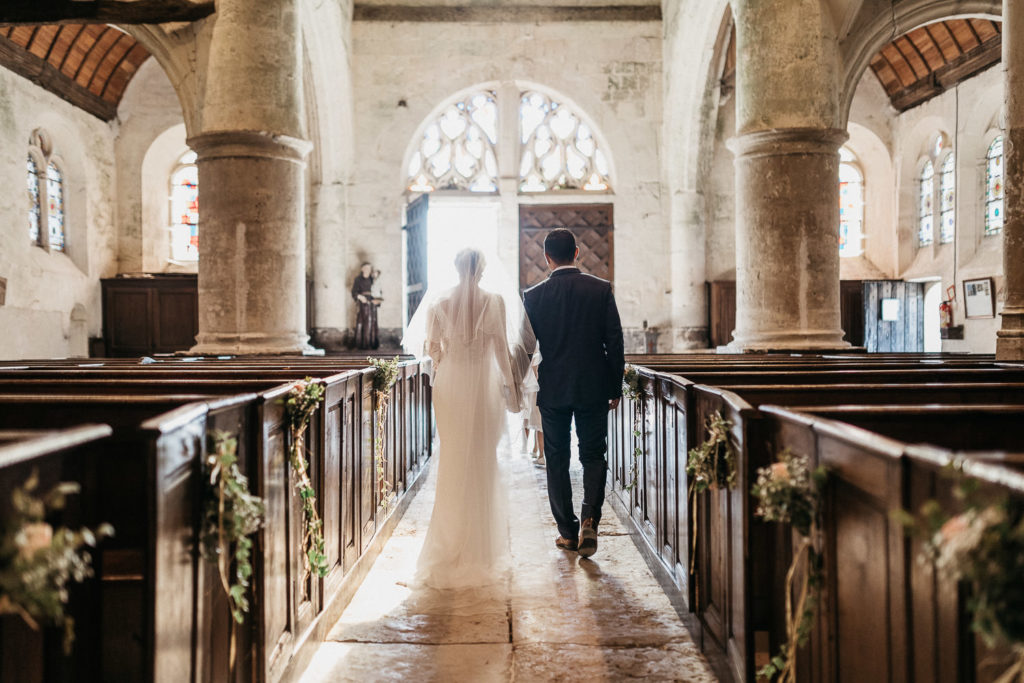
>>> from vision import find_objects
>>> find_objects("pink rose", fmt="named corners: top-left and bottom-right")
top-left (18, 522), bottom-right (53, 560)
top-left (770, 462), bottom-right (789, 481)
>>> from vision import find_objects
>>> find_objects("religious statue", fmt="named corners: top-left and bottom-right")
top-left (352, 262), bottom-right (382, 349)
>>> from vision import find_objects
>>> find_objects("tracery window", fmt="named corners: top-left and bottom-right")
top-left (985, 136), bottom-right (1004, 236)
top-left (519, 91), bottom-right (611, 193)
top-left (404, 89), bottom-right (612, 195)
top-left (838, 147), bottom-right (864, 258)
top-left (918, 160), bottom-right (935, 247)
top-left (26, 130), bottom-right (66, 252)
top-left (938, 152), bottom-right (955, 244)
top-left (169, 149), bottom-right (199, 262)
top-left (407, 92), bottom-right (499, 193)
top-left (27, 155), bottom-right (41, 245)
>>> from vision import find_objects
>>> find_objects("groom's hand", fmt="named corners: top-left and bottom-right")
top-left (608, 398), bottom-right (620, 410)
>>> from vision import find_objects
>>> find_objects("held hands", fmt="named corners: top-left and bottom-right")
top-left (608, 397), bottom-right (620, 411)
top-left (357, 294), bottom-right (368, 303)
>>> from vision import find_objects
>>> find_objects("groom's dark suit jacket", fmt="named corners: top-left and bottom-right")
top-left (523, 267), bottom-right (625, 409)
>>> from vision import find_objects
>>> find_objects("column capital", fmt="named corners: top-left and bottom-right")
top-left (728, 127), bottom-right (848, 159)
top-left (187, 130), bottom-right (313, 163)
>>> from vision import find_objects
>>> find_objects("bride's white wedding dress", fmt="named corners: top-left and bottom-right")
top-left (405, 248), bottom-right (535, 589)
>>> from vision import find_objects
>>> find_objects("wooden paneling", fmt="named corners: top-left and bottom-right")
top-left (101, 275), bottom-right (198, 357)
top-left (519, 204), bottom-right (614, 290)
top-left (862, 280), bottom-right (924, 352)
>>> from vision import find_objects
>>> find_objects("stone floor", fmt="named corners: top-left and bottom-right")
top-left (299, 445), bottom-right (717, 682)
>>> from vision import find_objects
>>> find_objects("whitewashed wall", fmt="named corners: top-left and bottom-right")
top-left (336, 17), bottom-right (663, 349)
top-left (0, 68), bottom-right (117, 359)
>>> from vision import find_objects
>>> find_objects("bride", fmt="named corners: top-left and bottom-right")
top-left (403, 247), bottom-right (535, 588)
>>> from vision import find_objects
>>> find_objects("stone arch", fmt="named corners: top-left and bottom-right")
top-left (119, 24), bottom-right (205, 135)
top-left (839, 0), bottom-right (1002, 125)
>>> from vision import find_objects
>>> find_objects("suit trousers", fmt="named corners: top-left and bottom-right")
top-left (539, 401), bottom-right (609, 541)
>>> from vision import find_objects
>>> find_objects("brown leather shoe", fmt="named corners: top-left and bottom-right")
top-left (555, 535), bottom-right (578, 551)
top-left (578, 518), bottom-right (598, 557)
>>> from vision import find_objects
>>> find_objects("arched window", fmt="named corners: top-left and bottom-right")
top-left (838, 147), bottom-right (864, 258)
top-left (46, 162), bottom-right (65, 252)
top-left (939, 152), bottom-right (955, 244)
top-left (918, 160), bottom-right (935, 247)
top-left (519, 91), bottom-right (610, 192)
top-left (26, 130), bottom-right (66, 252)
top-left (169, 150), bottom-right (199, 262)
top-left (407, 91), bottom-right (499, 193)
top-left (985, 136), bottom-right (1004, 236)
top-left (27, 154), bottom-right (42, 246)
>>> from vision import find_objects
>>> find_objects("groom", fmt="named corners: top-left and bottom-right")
top-left (523, 228), bottom-right (625, 557)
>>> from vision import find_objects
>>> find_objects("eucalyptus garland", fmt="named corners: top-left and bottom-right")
top-left (369, 356), bottom-right (401, 511)
top-left (622, 365), bottom-right (645, 493)
top-left (199, 431), bottom-right (264, 624)
top-left (686, 411), bottom-right (737, 577)
top-left (0, 470), bottom-right (114, 654)
top-left (751, 449), bottom-right (828, 683)
top-left (894, 461), bottom-right (1024, 682)
top-left (283, 378), bottom-right (329, 581)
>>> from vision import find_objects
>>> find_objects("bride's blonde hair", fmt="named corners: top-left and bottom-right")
top-left (454, 247), bottom-right (486, 282)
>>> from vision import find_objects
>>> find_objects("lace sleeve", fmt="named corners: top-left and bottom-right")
top-left (486, 295), bottom-right (524, 412)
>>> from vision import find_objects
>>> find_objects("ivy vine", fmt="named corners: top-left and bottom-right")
top-left (0, 470), bottom-right (114, 654)
top-left (622, 365), bottom-right (646, 493)
top-left (369, 356), bottom-right (401, 512)
top-left (686, 411), bottom-right (737, 577)
top-left (283, 378), bottom-right (328, 582)
top-left (199, 431), bottom-right (264, 624)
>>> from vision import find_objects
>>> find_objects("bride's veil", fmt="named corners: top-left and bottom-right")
top-left (402, 247), bottom-right (538, 411)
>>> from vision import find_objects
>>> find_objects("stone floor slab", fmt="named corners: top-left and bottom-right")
top-left (512, 642), bottom-right (719, 682)
top-left (299, 643), bottom-right (512, 682)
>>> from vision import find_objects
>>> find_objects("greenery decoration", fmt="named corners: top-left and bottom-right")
top-left (283, 377), bottom-right (328, 582)
top-left (0, 470), bottom-right (114, 654)
top-left (752, 450), bottom-right (828, 683)
top-left (199, 431), bottom-right (264, 624)
top-left (893, 461), bottom-right (1024, 681)
top-left (621, 365), bottom-right (646, 493)
top-left (369, 356), bottom-right (401, 511)
top-left (686, 411), bottom-right (736, 576)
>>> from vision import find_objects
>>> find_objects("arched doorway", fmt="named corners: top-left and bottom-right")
top-left (401, 82), bottom-right (615, 323)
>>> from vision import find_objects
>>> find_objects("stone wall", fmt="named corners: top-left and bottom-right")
top-left (0, 68), bottom-right (117, 359)
top-left (333, 16), bottom-right (663, 352)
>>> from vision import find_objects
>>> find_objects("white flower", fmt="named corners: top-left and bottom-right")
top-left (17, 522), bottom-right (53, 560)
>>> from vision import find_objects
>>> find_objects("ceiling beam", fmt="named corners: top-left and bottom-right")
top-left (0, 1), bottom-right (214, 27)
top-left (0, 33), bottom-right (115, 120)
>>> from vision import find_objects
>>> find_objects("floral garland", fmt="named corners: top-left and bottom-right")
top-left (686, 411), bottom-right (736, 578)
top-left (199, 431), bottom-right (264, 623)
top-left (283, 378), bottom-right (328, 582)
top-left (0, 470), bottom-right (114, 654)
top-left (621, 365), bottom-right (645, 493)
top-left (894, 461), bottom-right (1024, 681)
top-left (752, 450), bottom-right (828, 683)
top-left (369, 356), bottom-right (401, 512)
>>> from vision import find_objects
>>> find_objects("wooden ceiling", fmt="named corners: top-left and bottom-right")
top-left (0, 24), bottom-right (150, 120)
top-left (869, 18), bottom-right (1001, 112)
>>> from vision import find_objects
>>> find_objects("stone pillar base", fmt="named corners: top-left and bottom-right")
top-left (996, 309), bottom-right (1024, 360)
top-left (723, 328), bottom-right (851, 353)
top-left (190, 332), bottom-right (320, 356)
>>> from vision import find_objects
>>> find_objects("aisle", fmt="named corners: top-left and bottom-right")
top-left (299, 448), bottom-right (717, 682)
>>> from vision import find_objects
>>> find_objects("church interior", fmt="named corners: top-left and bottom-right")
top-left (1, 0), bottom-right (1024, 681)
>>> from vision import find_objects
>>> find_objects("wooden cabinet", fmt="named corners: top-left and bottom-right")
top-left (101, 275), bottom-right (198, 357)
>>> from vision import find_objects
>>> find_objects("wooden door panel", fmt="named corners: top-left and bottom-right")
top-left (519, 204), bottom-right (613, 290)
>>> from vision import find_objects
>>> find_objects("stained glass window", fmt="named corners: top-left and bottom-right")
top-left (27, 155), bottom-right (41, 245)
top-left (985, 136), bottom-right (1004, 236)
top-left (838, 147), bottom-right (864, 258)
top-left (918, 160), bottom-right (934, 247)
top-left (519, 91), bottom-right (610, 192)
top-left (939, 152), bottom-right (955, 244)
top-left (170, 150), bottom-right (199, 261)
top-left (407, 92), bottom-right (499, 193)
top-left (46, 163), bottom-right (65, 252)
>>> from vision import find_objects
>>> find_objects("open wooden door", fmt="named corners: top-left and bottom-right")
top-left (519, 204), bottom-right (613, 290)
top-left (403, 194), bottom-right (428, 323)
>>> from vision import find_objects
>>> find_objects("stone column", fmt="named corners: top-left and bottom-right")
top-left (727, 0), bottom-right (849, 351)
top-left (188, 0), bottom-right (316, 355)
top-left (998, 0), bottom-right (1024, 360)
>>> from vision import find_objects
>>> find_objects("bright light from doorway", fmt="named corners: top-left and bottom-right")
top-left (426, 197), bottom-right (501, 292)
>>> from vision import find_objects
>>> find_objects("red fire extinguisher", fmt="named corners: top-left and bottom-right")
top-left (939, 299), bottom-right (953, 329)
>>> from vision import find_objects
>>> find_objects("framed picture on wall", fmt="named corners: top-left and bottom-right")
top-left (963, 277), bottom-right (996, 319)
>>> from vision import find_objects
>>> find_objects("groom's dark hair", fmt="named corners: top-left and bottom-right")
top-left (544, 228), bottom-right (577, 265)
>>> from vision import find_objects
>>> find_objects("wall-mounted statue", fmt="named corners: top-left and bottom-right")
top-left (352, 262), bottom-right (381, 349)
